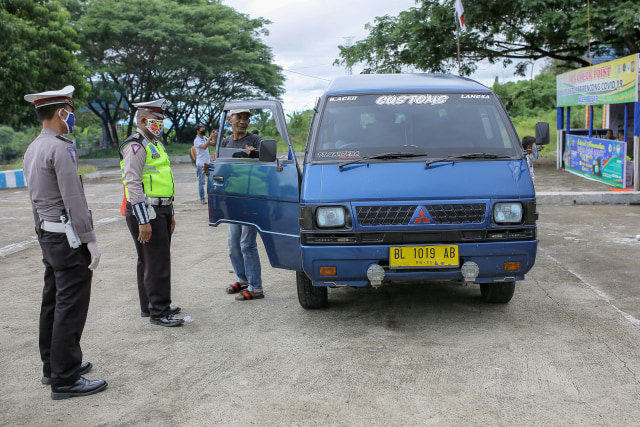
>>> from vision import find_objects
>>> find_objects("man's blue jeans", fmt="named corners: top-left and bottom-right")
top-left (196, 164), bottom-right (206, 201)
top-left (227, 224), bottom-right (262, 292)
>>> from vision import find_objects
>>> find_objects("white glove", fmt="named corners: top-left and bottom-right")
top-left (87, 241), bottom-right (101, 270)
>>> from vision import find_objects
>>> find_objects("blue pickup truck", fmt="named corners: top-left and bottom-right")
top-left (208, 73), bottom-right (547, 309)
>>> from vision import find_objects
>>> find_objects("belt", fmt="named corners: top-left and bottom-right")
top-left (41, 221), bottom-right (65, 233)
top-left (147, 197), bottom-right (173, 206)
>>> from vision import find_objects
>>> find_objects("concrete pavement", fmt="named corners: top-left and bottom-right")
top-left (2, 160), bottom-right (640, 425)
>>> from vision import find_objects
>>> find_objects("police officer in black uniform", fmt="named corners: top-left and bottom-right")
top-left (23, 86), bottom-right (107, 400)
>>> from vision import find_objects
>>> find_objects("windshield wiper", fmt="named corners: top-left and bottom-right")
top-left (338, 152), bottom-right (428, 170)
top-left (424, 153), bottom-right (511, 168)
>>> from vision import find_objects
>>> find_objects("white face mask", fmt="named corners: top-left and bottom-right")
top-left (146, 119), bottom-right (164, 137)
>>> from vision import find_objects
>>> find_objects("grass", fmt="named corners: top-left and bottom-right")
top-left (79, 142), bottom-right (193, 159)
top-left (512, 112), bottom-right (558, 161)
top-left (0, 159), bottom-right (97, 175)
top-left (0, 158), bottom-right (23, 171)
top-left (78, 165), bottom-right (97, 175)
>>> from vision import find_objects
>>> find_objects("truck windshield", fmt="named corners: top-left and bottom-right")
top-left (312, 93), bottom-right (520, 162)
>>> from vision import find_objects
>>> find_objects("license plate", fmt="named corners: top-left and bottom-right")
top-left (389, 245), bottom-right (459, 268)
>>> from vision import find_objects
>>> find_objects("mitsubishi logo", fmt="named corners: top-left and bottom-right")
top-left (413, 208), bottom-right (431, 224)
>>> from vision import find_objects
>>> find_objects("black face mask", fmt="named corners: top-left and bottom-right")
top-left (199, 129), bottom-right (205, 135)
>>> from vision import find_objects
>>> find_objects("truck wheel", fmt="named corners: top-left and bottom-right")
top-left (296, 271), bottom-right (328, 309)
top-left (480, 282), bottom-right (515, 303)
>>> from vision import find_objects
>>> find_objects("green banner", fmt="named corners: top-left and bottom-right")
top-left (556, 54), bottom-right (639, 107)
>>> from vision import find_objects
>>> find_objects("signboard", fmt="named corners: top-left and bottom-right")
top-left (563, 135), bottom-right (627, 187)
top-left (556, 54), bottom-right (639, 107)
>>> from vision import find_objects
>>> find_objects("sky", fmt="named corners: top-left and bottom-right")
top-left (223, 0), bottom-right (543, 114)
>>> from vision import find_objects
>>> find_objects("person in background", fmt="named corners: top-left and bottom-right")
top-left (618, 129), bottom-right (626, 142)
top-left (23, 85), bottom-right (107, 400)
top-left (120, 98), bottom-right (183, 327)
top-left (220, 109), bottom-right (265, 300)
top-left (605, 129), bottom-right (614, 140)
top-left (193, 124), bottom-right (217, 204)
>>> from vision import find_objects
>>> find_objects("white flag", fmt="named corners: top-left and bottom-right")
top-left (454, 0), bottom-right (466, 31)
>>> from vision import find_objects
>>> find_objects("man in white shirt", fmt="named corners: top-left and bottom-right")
top-left (193, 124), bottom-right (216, 204)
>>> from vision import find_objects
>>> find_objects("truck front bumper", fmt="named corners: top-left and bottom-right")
top-left (301, 240), bottom-right (538, 287)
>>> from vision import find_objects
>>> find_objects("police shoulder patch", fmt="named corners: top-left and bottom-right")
top-left (131, 144), bottom-right (143, 155)
top-left (67, 147), bottom-right (77, 163)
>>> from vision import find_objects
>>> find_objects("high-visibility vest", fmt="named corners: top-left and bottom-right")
top-left (119, 133), bottom-right (175, 199)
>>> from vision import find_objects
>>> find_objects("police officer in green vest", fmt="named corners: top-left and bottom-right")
top-left (120, 99), bottom-right (183, 327)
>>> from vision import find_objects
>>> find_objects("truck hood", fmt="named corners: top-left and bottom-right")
top-left (301, 160), bottom-right (534, 203)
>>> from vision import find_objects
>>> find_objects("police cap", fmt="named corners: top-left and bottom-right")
top-left (133, 98), bottom-right (169, 118)
top-left (24, 85), bottom-right (75, 109)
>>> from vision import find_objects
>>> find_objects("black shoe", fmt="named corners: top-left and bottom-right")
top-left (149, 313), bottom-right (184, 327)
top-left (42, 361), bottom-right (92, 385)
top-left (140, 305), bottom-right (181, 318)
top-left (50, 377), bottom-right (107, 400)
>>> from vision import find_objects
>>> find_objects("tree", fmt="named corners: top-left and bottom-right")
top-left (0, 0), bottom-right (89, 127)
top-left (75, 0), bottom-right (284, 147)
top-left (492, 72), bottom-right (557, 118)
top-left (336, 0), bottom-right (640, 77)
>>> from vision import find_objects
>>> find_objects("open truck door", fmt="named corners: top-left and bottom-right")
top-left (207, 100), bottom-right (302, 271)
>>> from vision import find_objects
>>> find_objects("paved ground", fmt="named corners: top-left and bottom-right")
top-left (1, 160), bottom-right (640, 425)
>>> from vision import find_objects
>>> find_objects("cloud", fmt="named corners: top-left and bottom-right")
top-left (223, 0), bottom-right (540, 112)
top-left (225, 0), bottom-right (418, 112)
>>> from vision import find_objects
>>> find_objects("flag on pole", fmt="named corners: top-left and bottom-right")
top-left (454, 0), bottom-right (466, 31)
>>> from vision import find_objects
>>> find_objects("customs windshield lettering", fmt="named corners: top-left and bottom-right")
top-left (375, 94), bottom-right (449, 106)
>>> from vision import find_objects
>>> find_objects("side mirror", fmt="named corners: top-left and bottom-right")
top-left (259, 139), bottom-right (277, 162)
top-left (535, 122), bottom-right (550, 145)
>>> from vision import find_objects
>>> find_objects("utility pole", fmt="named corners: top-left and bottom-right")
top-left (342, 36), bottom-right (354, 75)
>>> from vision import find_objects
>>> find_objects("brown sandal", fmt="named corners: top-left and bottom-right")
top-left (226, 282), bottom-right (249, 294)
top-left (235, 290), bottom-right (264, 301)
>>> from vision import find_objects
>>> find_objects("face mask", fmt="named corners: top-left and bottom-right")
top-left (59, 109), bottom-right (75, 134)
top-left (146, 119), bottom-right (164, 137)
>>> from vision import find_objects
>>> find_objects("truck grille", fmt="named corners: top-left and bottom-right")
top-left (356, 205), bottom-right (417, 226)
top-left (426, 203), bottom-right (486, 224)
top-left (356, 204), bottom-right (486, 225)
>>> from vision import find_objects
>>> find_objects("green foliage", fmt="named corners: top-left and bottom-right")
top-left (70, 110), bottom-right (105, 148)
top-left (511, 111), bottom-right (559, 160)
top-left (75, 0), bottom-right (285, 147)
top-left (0, 0), bottom-right (89, 127)
top-left (0, 125), bottom-right (39, 163)
top-left (491, 72), bottom-right (557, 117)
top-left (78, 146), bottom-right (119, 159)
top-left (243, 109), bottom-right (311, 153)
top-left (337, 0), bottom-right (640, 77)
top-left (78, 141), bottom-right (192, 159)
top-left (287, 110), bottom-right (312, 152)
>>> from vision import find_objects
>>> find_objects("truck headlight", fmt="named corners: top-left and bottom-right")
top-left (493, 202), bottom-right (523, 225)
top-left (316, 206), bottom-right (346, 228)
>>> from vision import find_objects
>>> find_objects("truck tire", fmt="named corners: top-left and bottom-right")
top-left (480, 282), bottom-right (515, 303)
top-left (296, 271), bottom-right (328, 309)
